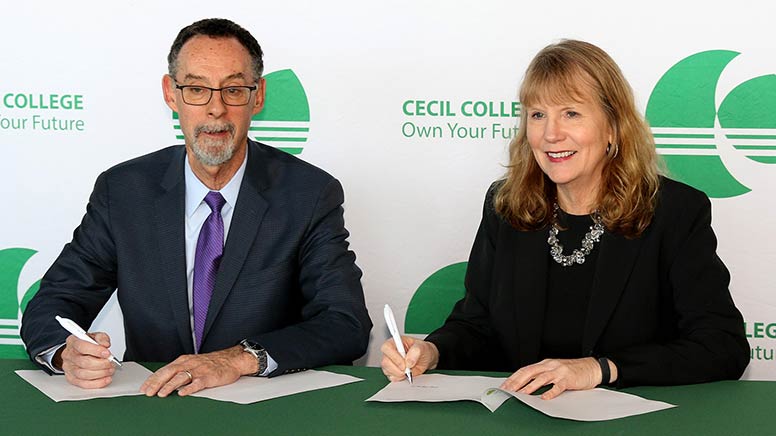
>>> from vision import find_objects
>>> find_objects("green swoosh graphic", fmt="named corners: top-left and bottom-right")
top-left (719, 75), bottom-right (776, 129)
top-left (719, 74), bottom-right (776, 165)
top-left (405, 262), bottom-right (467, 334)
top-left (0, 248), bottom-right (36, 318)
top-left (647, 50), bottom-right (751, 198)
top-left (253, 69), bottom-right (310, 122)
top-left (253, 69), bottom-right (310, 155)
top-left (0, 247), bottom-right (40, 359)
top-left (20, 279), bottom-right (41, 314)
top-left (647, 50), bottom-right (739, 127)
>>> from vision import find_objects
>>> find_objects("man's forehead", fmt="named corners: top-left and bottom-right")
top-left (176, 35), bottom-right (253, 81)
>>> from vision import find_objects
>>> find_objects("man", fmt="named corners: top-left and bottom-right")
top-left (21, 18), bottom-right (371, 397)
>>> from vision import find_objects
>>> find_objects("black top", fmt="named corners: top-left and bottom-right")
top-left (427, 178), bottom-right (749, 387)
top-left (541, 210), bottom-right (600, 359)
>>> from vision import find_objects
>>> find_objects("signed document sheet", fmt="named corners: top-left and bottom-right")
top-left (16, 361), bottom-right (153, 402)
top-left (366, 373), bottom-right (675, 421)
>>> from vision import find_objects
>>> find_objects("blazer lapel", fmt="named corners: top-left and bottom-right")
top-left (581, 230), bottom-right (644, 355)
top-left (202, 142), bottom-right (269, 342)
top-left (153, 147), bottom-right (194, 354)
top-left (512, 226), bottom-right (549, 367)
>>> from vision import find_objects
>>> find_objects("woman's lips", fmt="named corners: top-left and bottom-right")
top-left (546, 150), bottom-right (576, 162)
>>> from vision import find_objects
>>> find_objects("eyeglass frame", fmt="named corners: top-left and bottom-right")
top-left (173, 81), bottom-right (259, 106)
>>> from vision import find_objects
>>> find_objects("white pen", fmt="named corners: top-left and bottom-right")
top-left (384, 304), bottom-right (412, 384)
top-left (55, 315), bottom-right (122, 367)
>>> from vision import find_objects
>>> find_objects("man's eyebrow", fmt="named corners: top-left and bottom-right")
top-left (182, 73), bottom-right (207, 82)
top-left (181, 72), bottom-right (250, 83)
top-left (223, 72), bottom-right (247, 81)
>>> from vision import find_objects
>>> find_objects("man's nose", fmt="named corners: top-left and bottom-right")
top-left (206, 90), bottom-right (228, 117)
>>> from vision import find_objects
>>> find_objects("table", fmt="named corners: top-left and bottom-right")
top-left (1, 359), bottom-right (772, 435)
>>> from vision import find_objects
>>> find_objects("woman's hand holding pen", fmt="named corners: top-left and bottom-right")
top-left (380, 336), bottom-right (440, 382)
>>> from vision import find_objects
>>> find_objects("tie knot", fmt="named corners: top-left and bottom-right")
top-left (204, 191), bottom-right (226, 214)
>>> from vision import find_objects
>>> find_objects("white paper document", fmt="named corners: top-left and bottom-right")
top-left (15, 361), bottom-right (153, 402)
top-left (366, 373), bottom-right (507, 405)
top-left (366, 373), bottom-right (676, 421)
top-left (190, 370), bottom-right (363, 404)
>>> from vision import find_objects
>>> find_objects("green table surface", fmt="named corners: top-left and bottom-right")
top-left (1, 359), bottom-right (773, 436)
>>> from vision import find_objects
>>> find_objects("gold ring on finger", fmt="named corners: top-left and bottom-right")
top-left (182, 370), bottom-right (193, 384)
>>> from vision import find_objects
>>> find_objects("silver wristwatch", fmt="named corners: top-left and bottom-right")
top-left (239, 339), bottom-right (267, 376)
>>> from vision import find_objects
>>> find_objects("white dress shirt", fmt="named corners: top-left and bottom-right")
top-left (183, 152), bottom-right (276, 375)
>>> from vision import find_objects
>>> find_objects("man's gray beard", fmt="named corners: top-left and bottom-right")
top-left (190, 124), bottom-right (237, 166)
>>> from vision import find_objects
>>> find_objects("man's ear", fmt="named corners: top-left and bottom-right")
top-left (162, 74), bottom-right (179, 112)
top-left (252, 77), bottom-right (266, 116)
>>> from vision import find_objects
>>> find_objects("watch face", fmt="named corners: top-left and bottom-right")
top-left (241, 339), bottom-right (263, 351)
top-left (241, 340), bottom-right (266, 376)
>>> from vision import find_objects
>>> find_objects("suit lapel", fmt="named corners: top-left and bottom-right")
top-left (581, 230), bottom-right (644, 354)
top-left (512, 226), bottom-right (549, 367)
top-left (153, 147), bottom-right (194, 354)
top-left (202, 141), bottom-right (269, 343)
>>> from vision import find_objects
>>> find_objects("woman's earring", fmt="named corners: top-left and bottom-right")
top-left (607, 142), bottom-right (619, 159)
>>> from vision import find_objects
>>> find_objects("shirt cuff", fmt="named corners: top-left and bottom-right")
top-left (36, 343), bottom-right (66, 374)
top-left (261, 353), bottom-right (278, 376)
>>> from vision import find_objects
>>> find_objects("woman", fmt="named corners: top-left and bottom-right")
top-left (381, 39), bottom-right (749, 400)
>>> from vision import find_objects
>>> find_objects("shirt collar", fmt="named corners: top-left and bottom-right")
top-left (184, 149), bottom-right (248, 217)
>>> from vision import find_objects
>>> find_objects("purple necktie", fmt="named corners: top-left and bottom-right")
top-left (193, 191), bottom-right (226, 353)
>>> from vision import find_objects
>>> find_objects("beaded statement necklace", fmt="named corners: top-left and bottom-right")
top-left (547, 203), bottom-right (604, 267)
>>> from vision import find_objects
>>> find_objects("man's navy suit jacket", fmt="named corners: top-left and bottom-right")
top-left (21, 140), bottom-right (372, 375)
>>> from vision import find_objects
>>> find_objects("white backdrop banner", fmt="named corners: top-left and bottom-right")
top-left (2, 0), bottom-right (774, 380)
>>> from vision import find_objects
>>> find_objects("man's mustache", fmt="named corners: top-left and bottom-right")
top-left (194, 123), bottom-right (235, 137)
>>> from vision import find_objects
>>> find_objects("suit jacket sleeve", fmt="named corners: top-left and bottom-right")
top-left (606, 187), bottom-right (749, 387)
top-left (21, 172), bottom-right (118, 372)
top-left (251, 178), bottom-right (372, 375)
top-left (426, 184), bottom-right (509, 371)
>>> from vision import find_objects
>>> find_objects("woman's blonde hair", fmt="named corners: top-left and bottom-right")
top-left (495, 39), bottom-right (660, 237)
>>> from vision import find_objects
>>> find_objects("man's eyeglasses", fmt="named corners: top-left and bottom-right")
top-left (174, 83), bottom-right (258, 106)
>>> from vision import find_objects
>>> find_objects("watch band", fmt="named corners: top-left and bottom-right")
top-left (598, 357), bottom-right (611, 386)
top-left (240, 339), bottom-right (267, 376)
